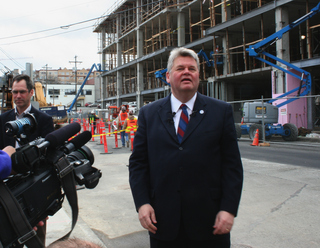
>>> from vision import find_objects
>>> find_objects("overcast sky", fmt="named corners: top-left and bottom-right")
top-left (0, 0), bottom-right (116, 75)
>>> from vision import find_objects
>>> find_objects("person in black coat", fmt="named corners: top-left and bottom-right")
top-left (0, 74), bottom-right (54, 247)
top-left (129, 47), bottom-right (243, 248)
top-left (0, 74), bottom-right (54, 149)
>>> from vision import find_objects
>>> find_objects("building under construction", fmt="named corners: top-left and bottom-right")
top-left (94, 0), bottom-right (320, 129)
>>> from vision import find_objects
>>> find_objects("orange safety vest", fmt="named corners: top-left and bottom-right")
top-left (119, 112), bottom-right (128, 126)
top-left (126, 118), bottom-right (137, 133)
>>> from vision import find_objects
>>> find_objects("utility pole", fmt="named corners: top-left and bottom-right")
top-left (42, 64), bottom-right (51, 97)
top-left (69, 56), bottom-right (82, 111)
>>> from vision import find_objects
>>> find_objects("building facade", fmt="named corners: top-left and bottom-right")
top-left (34, 67), bottom-right (101, 85)
top-left (94, 0), bottom-right (320, 129)
top-left (44, 83), bottom-right (95, 107)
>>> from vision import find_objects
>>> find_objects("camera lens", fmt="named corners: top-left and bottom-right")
top-left (67, 145), bottom-right (94, 165)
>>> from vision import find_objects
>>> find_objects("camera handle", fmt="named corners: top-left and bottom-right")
top-left (53, 156), bottom-right (79, 242)
top-left (0, 182), bottom-right (43, 248)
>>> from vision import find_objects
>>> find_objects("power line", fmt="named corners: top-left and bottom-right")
top-left (0, 25), bottom-right (93, 46)
top-left (0, 47), bottom-right (24, 70)
top-left (0, 16), bottom-right (105, 41)
top-left (0, 0), bottom-right (165, 41)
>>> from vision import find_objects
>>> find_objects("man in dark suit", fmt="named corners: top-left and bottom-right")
top-left (129, 47), bottom-right (243, 248)
top-left (0, 74), bottom-right (54, 246)
top-left (0, 74), bottom-right (54, 149)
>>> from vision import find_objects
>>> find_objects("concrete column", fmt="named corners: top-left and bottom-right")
top-left (221, 1), bottom-right (232, 75)
top-left (136, 63), bottom-right (144, 109)
top-left (222, 37), bottom-right (229, 75)
top-left (274, 6), bottom-right (289, 94)
top-left (101, 30), bottom-right (107, 107)
top-left (116, 41), bottom-right (122, 106)
top-left (221, 0), bottom-right (231, 23)
top-left (214, 81), bottom-right (219, 99)
top-left (177, 11), bottom-right (185, 47)
top-left (220, 81), bottom-right (227, 101)
top-left (116, 15), bottom-right (122, 107)
top-left (136, 0), bottom-right (144, 111)
top-left (136, 0), bottom-right (143, 109)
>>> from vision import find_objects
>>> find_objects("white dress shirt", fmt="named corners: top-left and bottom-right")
top-left (171, 93), bottom-right (197, 134)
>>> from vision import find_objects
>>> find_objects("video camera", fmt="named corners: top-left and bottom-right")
top-left (0, 118), bottom-right (102, 248)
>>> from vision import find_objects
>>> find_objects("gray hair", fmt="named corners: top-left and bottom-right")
top-left (167, 47), bottom-right (200, 73)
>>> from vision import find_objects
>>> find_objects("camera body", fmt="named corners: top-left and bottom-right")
top-left (0, 134), bottom-right (101, 248)
top-left (0, 167), bottom-right (63, 247)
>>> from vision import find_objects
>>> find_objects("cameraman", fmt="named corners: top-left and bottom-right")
top-left (0, 146), bottom-right (15, 180)
top-left (0, 74), bottom-right (54, 148)
top-left (0, 74), bottom-right (54, 247)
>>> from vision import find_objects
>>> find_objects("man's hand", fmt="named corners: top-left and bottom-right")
top-left (33, 217), bottom-right (48, 231)
top-left (3, 146), bottom-right (15, 157)
top-left (213, 211), bottom-right (234, 235)
top-left (138, 204), bottom-right (157, 234)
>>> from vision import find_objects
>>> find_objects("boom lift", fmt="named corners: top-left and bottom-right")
top-left (239, 2), bottom-right (320, 141)
top-left (67, 63), bottom-right (103, 114)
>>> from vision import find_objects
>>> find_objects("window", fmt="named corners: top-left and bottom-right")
top-left (65, 89), bottom-right (76, 95)
top-left (83, 90), bottom-right (92, 95)
top-left (48, 89), bottom-right (60, 95)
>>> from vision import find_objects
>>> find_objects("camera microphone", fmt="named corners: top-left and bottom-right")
top-left (4, 113), bottom-right (37, 137)
top-left (45, 122), bottom-right (81, 149)
top-left (63, 131), bottom-right (92, 154)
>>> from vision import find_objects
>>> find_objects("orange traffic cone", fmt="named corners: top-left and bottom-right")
top-left (100, 125), bottom-right (113, 154)
top-left (250, 129), bottom-right (259, 146)
top-left (130, 128), bottom-right (135, 151)
top-left (241, 117), bottom-right (244, 125)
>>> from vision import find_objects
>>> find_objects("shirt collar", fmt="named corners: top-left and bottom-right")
top-left (15, 104), bottom-right (32, 119)
top-left (171, 92), bottom-right (197, 113)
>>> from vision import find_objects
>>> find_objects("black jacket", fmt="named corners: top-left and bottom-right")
top-left (129, 93), bottom-right (243, 241)
top-left (0, 106), bottom-right (54, 149)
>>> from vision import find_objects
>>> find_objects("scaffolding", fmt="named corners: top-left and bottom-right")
top-left (94, 0), bottom-right (320, 129)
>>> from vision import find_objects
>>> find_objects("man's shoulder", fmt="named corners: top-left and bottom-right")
top-left (0, 109), bottom-right (14, 120)
top-left (141, 97), bottom-right (168, 111)
top-left (198, 93), bottom-right (230, 107)
top-left (30, 106), bottom-right (52, 119)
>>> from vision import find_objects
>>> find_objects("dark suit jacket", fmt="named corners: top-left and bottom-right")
top-left (129, 93), bottom-right (243, 241)
top-left (0, 106), bottom-right (54, 149)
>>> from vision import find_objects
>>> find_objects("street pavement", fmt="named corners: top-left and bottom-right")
top-left (46, 134), bottom-right (320, 248)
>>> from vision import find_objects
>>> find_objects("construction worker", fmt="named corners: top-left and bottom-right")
top-left (88, 110), bottom-right (99, 133)
top-left (123, 110), bottom-right (138, 149)
top-left (118, 106), bottom-right (128, 147)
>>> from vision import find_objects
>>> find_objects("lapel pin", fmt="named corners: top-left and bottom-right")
top-left (200, 110), bottom-right (204, 114)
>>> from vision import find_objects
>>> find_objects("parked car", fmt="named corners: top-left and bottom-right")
top-left (85, 102), bottom-right (92, 107)
top-left (88, 103), bottom-right (101, 109)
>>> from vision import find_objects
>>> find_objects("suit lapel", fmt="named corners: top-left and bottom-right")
top-left (182, 94), bottom-right (207, 143)
top-left (158, 96), bottom-right (179, 142)
top-left (6, 110), bottom-right (17, 147)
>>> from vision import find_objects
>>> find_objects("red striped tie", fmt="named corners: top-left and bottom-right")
top-left (177, 104), bottom-right (189, 143)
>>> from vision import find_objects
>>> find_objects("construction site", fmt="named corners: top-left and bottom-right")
top-left (93, 0), bottom-right (320, 130)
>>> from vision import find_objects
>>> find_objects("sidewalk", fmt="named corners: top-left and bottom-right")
top-left (45, 135), bottom-right (320, 248)
top-left (46, 204), bottom-right (107, 247)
